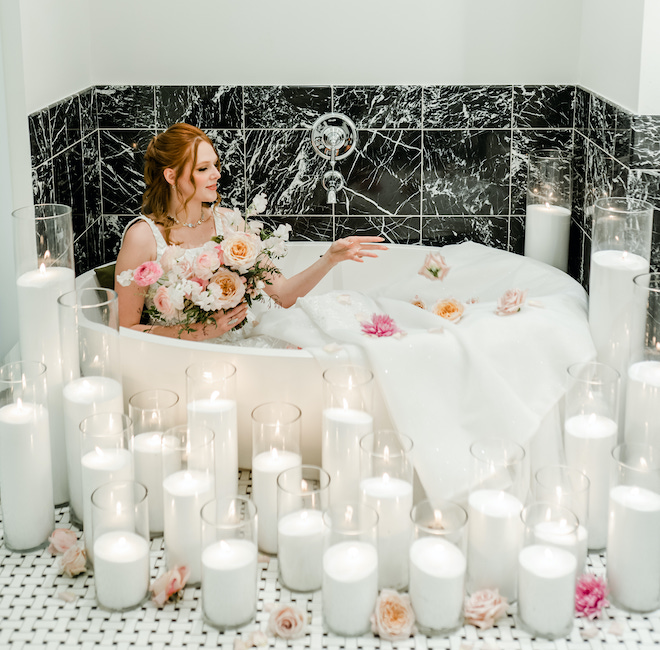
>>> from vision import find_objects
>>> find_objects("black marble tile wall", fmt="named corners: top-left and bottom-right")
top-left (28, 84), bottom-right (660, 282)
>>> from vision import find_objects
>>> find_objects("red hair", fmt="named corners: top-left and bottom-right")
top-left (142, 123), bottom-right (220, 243)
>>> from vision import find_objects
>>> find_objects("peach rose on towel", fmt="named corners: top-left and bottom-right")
top-left (221, 231), bottom-right (262, 273)
top-left (495, 288), bottom-right (527, 315)
top-left (433, 297), bottom-right (464, 322)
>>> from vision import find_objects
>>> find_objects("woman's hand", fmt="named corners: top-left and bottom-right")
top-left (325, 236), bottom-right (388, 265)
top-left (180, 302), bottom-right (249, 341)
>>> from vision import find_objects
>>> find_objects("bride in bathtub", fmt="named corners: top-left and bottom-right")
top-left (115, 122), bottom-right (386, 342)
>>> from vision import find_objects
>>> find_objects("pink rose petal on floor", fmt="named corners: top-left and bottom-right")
top-left (56, 590), bottom-right (77, 603)
top-left (608, 621), bottom-right (625, 636)
top-left (580, 625), bottom-right (600, 639)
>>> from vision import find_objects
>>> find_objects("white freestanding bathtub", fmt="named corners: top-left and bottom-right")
top-left (78, 242), bottom-right (440, 467)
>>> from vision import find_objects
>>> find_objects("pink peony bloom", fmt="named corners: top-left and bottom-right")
top-left (150, 566), bottom-right (190, 607)
top-left (59, 544), bottom-right (87, 577)
top-left (132, 261), bottom-right (163, 287)
top-left (48, 528), bottom-right (78, 554)
top-left (371, 589), bottom-right (416, 641)
top-left (575, 574), bottom-right (609, 620)
top-left (495, 288), bottom-right (527, 315)
top-left (419, 252), bottom-right (450, 281)
top-left (267, 603), bottom-right (307, 640)
top-left (361, 313), bottom-right (403, 338)
top-left (464, 589), bottom-right (509, 629)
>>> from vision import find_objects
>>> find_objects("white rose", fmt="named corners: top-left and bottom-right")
top-left (116, 270), bottom-right (134, 287)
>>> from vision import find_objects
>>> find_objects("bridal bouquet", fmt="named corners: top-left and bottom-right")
top-left (117, 194), bottom-right (292, 332)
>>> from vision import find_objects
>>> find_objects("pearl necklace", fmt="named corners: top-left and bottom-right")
top-left (170, 209), bottom-right (208, 229)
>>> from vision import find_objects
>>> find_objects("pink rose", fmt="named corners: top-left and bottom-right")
top-left (214, 244), bottom-right (224, 266)
top-left (159, 245), bottom-right (184, 272)
top-left (208, 267), bottom-right (246, 309)
top-left (419, 252), bottom-right (450, 281)
top-left (221, 231), bottom-right (262, 273)
top-left (132, 261), bottom-right (163, 287)
top-left (371, 589), bottom-right (416, 641)
top-left (153, 284), bottom-right (179, 319)
top-left (48, 528), bottom-right (78, 554)
top-left (464, 588), bottom-right (509, 629)
top-left (575, 574), bottom-right (609, 620)
top-left (59, 544), bottom-right (87, 577)
top-left (192, 248), bottom-right (221, 280)
top-left (433, 298), bottom-right (464, 322)
top-left (495, 288), bottom-right (527, 315)
top-left (267, 604), bottom-right (307, 639)
top-left (150, 566), bottom-right (190, 607)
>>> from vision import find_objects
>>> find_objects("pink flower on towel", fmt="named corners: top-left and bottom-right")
top-left (575, 574), bottom-right (609, 620)
top-left (132, 261), bottom-right (163, 287)
top-left (495, 288), bottom-right (527, 315)
top-left (419, 252), bottom-right (450, 281)
top-left (361, 313), bottom-right (403, 338)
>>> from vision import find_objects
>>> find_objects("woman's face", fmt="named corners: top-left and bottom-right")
top-left (175, 141), bottom-right (221, 204)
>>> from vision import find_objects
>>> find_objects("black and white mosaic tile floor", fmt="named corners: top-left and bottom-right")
top-left (1, 470), bottom-right (658, 649)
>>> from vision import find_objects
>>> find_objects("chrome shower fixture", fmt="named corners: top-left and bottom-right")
top-left (311, 112), bottom-right (358, 204)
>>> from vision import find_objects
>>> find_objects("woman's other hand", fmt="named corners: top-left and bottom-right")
top-left (326, 236), bottom-right (388, 265)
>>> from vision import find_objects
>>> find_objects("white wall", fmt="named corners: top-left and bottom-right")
top-left (21, 0), bottom-right (582, 112)
top-left (637, 0), bottom-right (660, 115)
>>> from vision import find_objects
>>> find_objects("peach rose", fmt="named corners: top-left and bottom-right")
top-left (150, 566), bottom-right (190, 607)
top-left (433, 298), bottom-right (464, 322)
top-left (221, 231), bottom-right (262, 273)
top-left (132, 261), bottom-right (163, 287)
top-left (411, 295), bottom-right (426, 309)
top-left (464, 588), bottom-right (509, 629)
top-left (419, 252), bottom-right (450, 281)
top-left (495, 288), bottom-right (527, 315)
top-left (371, 589), bottom-right (416, 641)
top-left (267, 603), bottom-right (306, 639)
top-left (48, 528), bottom-right (78, 554)
top-left (60, 544), bottom-right (87, 577)
top-left (208, 267), bottom-right (246, 309)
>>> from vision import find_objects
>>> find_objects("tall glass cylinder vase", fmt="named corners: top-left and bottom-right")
top-left (466, 438), bottom-right (526, 601)
top-left (359, 430), bottom-right (414, 590)
top-left (129, 388), bottom-right (179, 537)
top-left (58, 288), bottom-right (124, 526)
top-left (186, 361), bottom-right (238, 501)
top-left (79, 412), bottom-right (134, 562)
top-left (251, 401), bottom-right (302, 554)
top-left (322, 365), bottom-right (374, 504)
top-left (91, 480), bottom-right (150, 611)
top-left (0, 361), bottom-right (54, 552)
top-left (607, 443), bottom-right (660, 612)
top-left (563, 361), bottom-right (620, 551)
top-left (13, 204), bottom-right (75, 505)
top-left (588, 197), bottom-right (653, 381)
top-left (524, 149), bottom-right (572, 271)
top-left (162, 424), bottom-right (215, 585)
top-left (625, 273), bottom-right (660, 447)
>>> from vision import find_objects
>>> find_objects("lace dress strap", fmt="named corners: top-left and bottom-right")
top-left (121, 215), bottom-right (168, 260)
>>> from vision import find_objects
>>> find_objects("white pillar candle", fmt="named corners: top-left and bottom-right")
top-left (16, 265), bottom-right (75, 504)
top-left (81, 448), bottom-right (133, 556)
top-left (187, 398), bottom-right (238, 500)
top-left (524, 204), bottom-right (571, 271)
top-left (564, 413), bottom-right (618, 549)
top-left (93, 531), bottom-right (150, 610)
top-left (251, 449), bottom-right (302, 554)
top-left (63, 376), bottom-right (124, 521)
top-left (322, 541), bottom-right (379, 637)
top-left (589, 250), bottom-right (649, 376)
top-left (0, 401), bottom-right (54, 550)
top-left (518, 544), bottom-right (577, 638)
top-left (359, 474), bottom-right (413, 589)
top-left (409, 537), bottom-right (466, 632)
top-left (533, 520), bottom-right (588, 575)
top-left (162, 469), bottom-right (215, 584)
top-left (278, 509), bottom-right (326, 592)
top-left (625, 361), bottom-right (660, 446)
top-left (202, 538), bottom-right (258, 628)
top-left (467, 489), bottom-right (524, 601)
top-left (322, 407), bottom-right (373, 504)
top-left (607, 484), bottom-right (660, 611)
top-left (133, 432), bottom-right (164, 534)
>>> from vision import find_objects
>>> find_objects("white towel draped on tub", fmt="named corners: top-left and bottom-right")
top-left (252, 242), bottom-right (596, 503)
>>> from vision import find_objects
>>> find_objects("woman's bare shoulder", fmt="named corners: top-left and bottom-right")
top-left (117, 218), bottom-right (157, 264)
